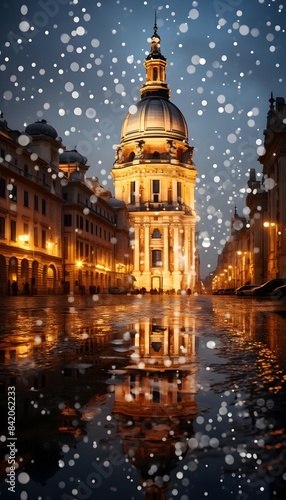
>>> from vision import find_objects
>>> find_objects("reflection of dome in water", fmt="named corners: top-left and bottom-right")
top-left (59, 149), bottom-right (87, 165)
top-left (25, 119), bottom-right (58, 139)
top-left (121, 97), bottom-right (188, 142)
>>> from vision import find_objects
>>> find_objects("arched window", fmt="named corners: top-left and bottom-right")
top-left (129, 152), bottom-right (135, 162)
top-left (153, 151), bottom-right (160, 159)
top-left (152, 228), bottom-right (162, 239)
top-left (153, 67), bottom-right (158, 81)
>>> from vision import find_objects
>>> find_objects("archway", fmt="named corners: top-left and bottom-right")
top-left (32, 261), bottom-right (39, 295)
top-left (151, 276), bottom-right (161, 291)
top-left (21, 259), bottom-right (29, 294)
top-left (47, 265), bottom-right (56, 293)
top-left (9, 257), bottom-right (18, 283)
top-left (0, 255), bottom-right (7, 294)
top-left (43, 264), bottom-right (56, 293)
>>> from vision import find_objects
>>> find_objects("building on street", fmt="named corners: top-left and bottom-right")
top-left (111, 21), bottom-right (199, 293)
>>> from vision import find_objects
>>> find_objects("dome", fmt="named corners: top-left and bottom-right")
top-left (25, 119), bottom-right (58, 139)
top-left (107, 197), bottom-right (126, 209)
top-left (121, 96), bottom-right (188, 142)
top-left (59, 149), bottom-right (87, 165)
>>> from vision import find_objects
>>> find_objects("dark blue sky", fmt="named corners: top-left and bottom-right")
top-left (0, 0), bottom-right (285, 278)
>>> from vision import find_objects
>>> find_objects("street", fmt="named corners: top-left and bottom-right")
top-left (0, 293), bottom-right (286, 499)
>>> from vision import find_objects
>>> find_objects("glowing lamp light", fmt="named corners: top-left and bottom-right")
top-left (19, 234), bottom-right (30, 244)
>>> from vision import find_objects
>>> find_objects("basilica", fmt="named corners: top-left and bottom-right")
top-left (112, 21), bottom-right (199, 292)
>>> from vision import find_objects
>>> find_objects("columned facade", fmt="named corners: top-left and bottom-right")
top-left (111, 22), bottom-right (198, 292)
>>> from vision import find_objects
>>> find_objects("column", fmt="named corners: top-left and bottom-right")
top-left (173, 226), bottom-right (180, 271)
top-left (163, 225), bottom-right (169, 270)
top-left (133, 225), bottom-right (140, 271)
top-left (144, 224), bottom-right (150, 271)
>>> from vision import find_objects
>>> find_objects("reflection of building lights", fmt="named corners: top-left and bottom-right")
top-left (116, 263), bottom-right (125, 272)
top-left (263, 221), bottom-right (275, 228)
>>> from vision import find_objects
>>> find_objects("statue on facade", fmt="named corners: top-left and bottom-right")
top-left (115, 146), bottom-right (124, 163)
top-left (166, 140), bottom-right (177, 158)
top-left (135, 140), bottom-right (145, 158)
top-left (188, 146), bottom-right (194, 165)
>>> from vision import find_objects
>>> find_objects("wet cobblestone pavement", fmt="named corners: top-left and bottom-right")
top-left (0, 294), bottom-right (286, 499)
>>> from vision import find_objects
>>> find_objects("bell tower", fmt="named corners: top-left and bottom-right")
top-left (111, 19), bottom-right (198, 292)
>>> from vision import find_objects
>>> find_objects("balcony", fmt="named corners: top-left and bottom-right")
top-left (127, 202), bottom-right (193, 215)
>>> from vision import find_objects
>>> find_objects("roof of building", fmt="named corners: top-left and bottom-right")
top-left (59, 149), bottom-right (88, 165)
top-left (107, 197), bottom-right (126, 209)
top-left (25, 119), bottom-right (58, 139)
top-left (121, 96), bottom-right (188, 142)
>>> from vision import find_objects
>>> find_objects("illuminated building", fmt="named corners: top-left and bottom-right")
top-left (59, 149), bottom-right (131, 294)
top-left (212, 94), bottom-right (286, 289)
top-left (0, 118), bottom-right (63, 294)
top-left (0, 118), bottom-right (131, 294)
top-left (111, 22), bottom-right (198, 292)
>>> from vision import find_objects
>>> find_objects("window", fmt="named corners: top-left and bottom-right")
top-left (64, 236), bottom-right (69, 259)
top-left (23, 190), bottom-right (29, 207)
top-left (0, 177), bottom-right (5, 198)
top-left (24, 164), bottom-right (29, 178)
top-left (177, 182), bottom-right (182, 203)
top-left (153, 67), bottom-right (158, 81)
top-left (64, 214), bottom-right (72, 226)
top-left (85, 244), bottom-right (89, 258)
top-left (91, 222), bottom-right (94, 234)
top-left (42, 199), bottom-right (46, 215)
top-left (152, 228), bottom-right (162, 239)
top-left (42, 229), bottom-right (46, 248)
top-left (85, 219), bottom-right (89, 232)
top-left (11, 185), bottom-right (17, 202)
top-left (24, 223), bottom-right (28, 235)
top-left (152, 179), bottom-right (160, 203)
top-left (34, 195), bottom-right (38, 211)
top-left (0, 217), bottom-right (5, 238)
top-left (34, 226), bottom-right (38, 246)
top-left (10, 220), bottom-right (16, 241)
top-left (130, 181), bottom-right (135, 204)
top-left (76, 215), bottom-right (83, 229)
top-left (152, 250), bottom-right (162, 267)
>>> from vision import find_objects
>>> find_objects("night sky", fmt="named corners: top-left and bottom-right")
top-left (0, 0), bottom-right (285, 278)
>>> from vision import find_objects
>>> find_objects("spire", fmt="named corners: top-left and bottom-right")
top-left (140, 18), bottom-right (170, 100)
top-left (154, 10), bottom-right (158, 36)
top-left (269, 91), bottom-right (275, 110)
top-left (147, 13), bottom-right (164, 60)
top-left (266, 91), bottom-right (276, 130)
